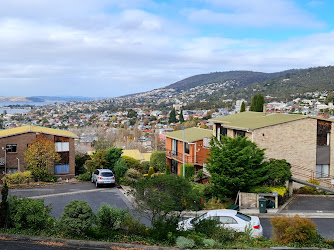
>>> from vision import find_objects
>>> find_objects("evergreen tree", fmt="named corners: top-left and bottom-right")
top-left (169, 108), bottom-right (177, 123)
top-left (240, 101), bottom-right (246, 112)
top-left (0, 182), bottom-right (9, 228)
top-left (250, 94), bottom-right (265, 112)
top-left (206, 136), bottom-right (267, 199)
top-left (179, 110), bottom-right (185, 123)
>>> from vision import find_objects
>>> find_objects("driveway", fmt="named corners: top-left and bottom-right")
top-left (282, 196), bottom-right (334, 213)
top-left (9, 182), bottom-right (132, 218)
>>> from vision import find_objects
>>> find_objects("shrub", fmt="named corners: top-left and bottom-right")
top-left (75, 153), bottom-right (91, 175)
top-left (176, 236), bottom-right (195, 249)
top-left (8, 196), bottom-right (53, 230)
top-left (121, 168), bottom-right (142, 185)
top-left (59, 200), bottom-right (94, 236)
top-left (114, 158), bottom-right (128, 183)
top-left (148, 167), bottom-right (155, 177)
top-left (264, 158), bottom-right (292, 186)
top-left (122, 215), bottom-right (147, 236)
top-left (84, 160), bottom-right (98, 174)
top-left (76, 172), bottom-right (91, 181)
top-left (2, 171), bottom-right (32, 186)
top-left (0, 182), bottom-right (9, 228)
top-left (151, 216), bottom-right (179, 241)
top-left (150, 151), bottom-right (167, 172)
top-left (141, 161), bottom-right (150, 173)
top-left (96, 203), bottom-right (130, 230)
top-left (193, 218), bottom-right (219, 237)
top-left (203, 238), bottom-right (216, 248)
top-left (122, 156), bottom-right (143, 172)
top-left (271, 215), bottom-right (319, 244)
top-left (180, 164), bottom-right (195, 180)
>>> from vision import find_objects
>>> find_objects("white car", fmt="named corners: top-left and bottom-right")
top-left (91, 169), bottom-right (115, 188)
top-left (178, 209), bottom-right (263, 237)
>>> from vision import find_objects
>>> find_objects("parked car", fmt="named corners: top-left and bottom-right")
top-left (91, 169), bottom-right (115, 188)
top-left (178, 209), bottom-right (263, 237)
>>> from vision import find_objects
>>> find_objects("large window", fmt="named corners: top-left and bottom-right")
top-left (55, 164), bottom-right (69, 174)
top-left (234, 130), bottom-right (245, 137)
top-left (220, 127), bottom-right (227, 137)
top-left (172, 139), bottom-right (178, 155)
top-left (6, 144), bottom-right (17, 153)
top-left (316, 164), bottom-right (329, 178)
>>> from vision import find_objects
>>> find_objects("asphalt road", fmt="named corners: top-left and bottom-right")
top-left (282, 196), bottom-right (334, 213)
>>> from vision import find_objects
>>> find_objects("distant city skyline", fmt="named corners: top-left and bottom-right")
top-left (1, 0), bottom-right (334, 97)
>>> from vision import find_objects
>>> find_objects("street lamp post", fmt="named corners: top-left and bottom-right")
top-left (2, 147), bottom-right (6, 174)
top-left (16, 157), bottom-right (20, 172)
top-left (182, 127), bottom-right (185, 178)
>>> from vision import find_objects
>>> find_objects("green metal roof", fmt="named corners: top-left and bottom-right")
top-left (209, 112), bottom-right (307, 130)
top-left (165, 127), bottom-right (212, 142)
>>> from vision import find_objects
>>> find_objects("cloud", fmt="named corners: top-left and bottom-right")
top-left (186, 0), bottom-right (325, 28)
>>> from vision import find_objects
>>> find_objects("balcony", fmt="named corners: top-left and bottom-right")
top-left (166, 149), bottom-right (206, 165)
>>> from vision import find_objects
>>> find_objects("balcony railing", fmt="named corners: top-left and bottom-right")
top-left (166, 149), bottom-right (207, 165)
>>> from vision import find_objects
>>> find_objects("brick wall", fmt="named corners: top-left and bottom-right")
top-left (253, 118), bottom-right (317, 176)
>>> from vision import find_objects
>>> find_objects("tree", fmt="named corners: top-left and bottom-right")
top-left (179, 110), bottom-right (185, 123)
top-left (249, 94), bottom-right (265, 112)
top-left (206, 136), bottom-right (267, 199)
top-left (264, 159), bottom-right (292, 186)
top-left (24, 135), bottom-right (61, 181)
top-left (0, 182), bottom-right (9, 228)
top-left (75, 153), bottom-right (91, 175)
top-left (91, 150), bottom-right (108, 169)
top-left (127, 109), bottom-right (138, 118)
top-left (132, 174), bottom-right (199, 224)
top-left (169, 108), bottom-right (177, 123)
top-left (240, 101), bottom-right (246, 112)
top-left (106, 147), bottom-right (123, 171)
top-left (150, 151), bottom-right (167, 172)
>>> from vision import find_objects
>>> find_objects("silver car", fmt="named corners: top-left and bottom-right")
top-left (91, 169), bottom-right (115, 188)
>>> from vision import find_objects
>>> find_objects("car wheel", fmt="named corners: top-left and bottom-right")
top-left (95, 181), bottom-right (99, 188)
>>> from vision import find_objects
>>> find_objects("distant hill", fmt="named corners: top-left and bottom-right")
top-left (164, 70), bottom-right (301, 92)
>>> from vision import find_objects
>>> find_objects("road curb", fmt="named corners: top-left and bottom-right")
top-left (0, 233), bottom-right (177, 250)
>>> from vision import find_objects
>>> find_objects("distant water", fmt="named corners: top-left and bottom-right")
top-left (0, 101), bottom-right (55, 114)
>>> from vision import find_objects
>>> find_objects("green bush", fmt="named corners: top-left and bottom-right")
top-left (121, 168), bottom-right (142, 185)
top-left (150, 151), bottom-right (167, 172)
top-left (141, 161), bottom-right (150, 173)
top-left (180, 164), bottom-right (195, 180)
top-left (176, 236), bottom-right (195, 249)
top-left (151, 216), bottom-right (179, 241)
top-left (193, 217), bottom-right (219, 237)
top-left (8, 196), bottom-right (53, 230)
top-left (203, 238), bottom-right (216, 248)
top-left (76, 172), bottom-right (91, 181)
top-left (271, 215), bottom-right (319, 244)
top-left (264, 158), bottom-right (292, 186)
top-left (114, 158), bottom-right (128, 183)
top-left (75, 153), bottom-right (91, 175)
top-left (148, 167), bottom-right (155, 177)
top-left (59, 200), bottom-right (94, 236)
top-left (2, 171), bottom-right (32, 186)
top-left (121, 215), bottom-right (147, 236)
top-left (122, 156), bottom-right (143, 172)
top-left (96, 203), bottom-right (130, 230)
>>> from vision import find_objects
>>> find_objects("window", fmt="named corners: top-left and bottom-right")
top-left (316, 164), bottom-right (329, 178)
top-left (235, 212), bottom-right (251, 222)
top-left (234, 130), bottom-right (245, 137)
top-left (218, 216), bottom-right (238, 224)
top-left (220, 127), bottom-right (227, 137)
top-left (185, 143), bottom-right (190, 154)
top-left (172, 139), bottom-right (178, 155)
top-left (55, 142), bottom-right (69, 152)
top-left (6, 144), bottom-right (17, 153)
top-left (54, 164), bottom-right (69, 174)
top-left (100, 172), bottom-right (114, 177)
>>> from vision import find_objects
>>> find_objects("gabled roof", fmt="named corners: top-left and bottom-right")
top-left (0, 125), bottom-right (78, 139)
top-left (209, 112), bottom-right (307, 130)
top-left (165, 127), bottom-right (212, 143)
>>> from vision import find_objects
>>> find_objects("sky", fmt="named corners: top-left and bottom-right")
top-left (1, 0), bottom-right (334, 98)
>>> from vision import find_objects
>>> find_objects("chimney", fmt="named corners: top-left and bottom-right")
top-left (263, 104), bottom-right (267, 116)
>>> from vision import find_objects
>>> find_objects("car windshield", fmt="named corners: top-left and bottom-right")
top-left (100, 172), bottom-right (114, 177)
top-left (235, 212), bottom-right (251, 222)
top-left (191, 213), bottom-right (208, 224)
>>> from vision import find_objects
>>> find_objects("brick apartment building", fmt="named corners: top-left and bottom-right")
top-left (0, 126), bottom-right (78, 179)
top-left (165, 127), bottom-right (212, 175)
top-left (210, 111), bottom-right (334, 184)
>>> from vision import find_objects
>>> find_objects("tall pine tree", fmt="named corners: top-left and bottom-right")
top-left (250, 94), bottom-right (265, 112)
top-left (169, 108), bottom-right (177, 123)
top-left (179, 110), bottom-right (185, 123)
top-left (240, 101), bottom-right (246, 112)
